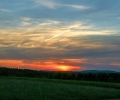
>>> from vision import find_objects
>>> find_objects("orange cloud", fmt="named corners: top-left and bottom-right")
top-left (111, 63), bottom-right (120, 67)
top-left (0, 59), bottom-right (82, 71)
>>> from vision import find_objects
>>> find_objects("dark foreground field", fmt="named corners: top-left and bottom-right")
top-left (0, 77), bottom-right (120, 100)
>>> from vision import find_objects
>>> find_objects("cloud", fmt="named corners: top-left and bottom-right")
top-left (0, 20), bottom-right (117, 49)
top-left (112, 63), bottom-right (120, 67)
top-left (81, 63), bottom-right (120, 71)
top-left (0, 0), bottom-right (120, 71)
top-left (0, 33), bottom-right (120, 71)
top-left (45, 32), bottom-right (63, 41)
top-left (34, 0), bottom-right (58, 9)
top-left (117, 17), bottom-right (120, 20)
top-left (0, 34), bottom-right (120, 60)
top-left (0, 8), bottom-right (13, 12)
top-left (20, 17), bottom-right (32, 21)
top-left (21, 22), bottom-right (32, 27)
top-left (34, 0), bottom-right (90, 10)
top-left (65, 4), bottom-right (90, 9)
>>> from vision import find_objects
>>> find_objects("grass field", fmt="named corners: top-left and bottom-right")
top-left (0, 77), bottom-right (120, 100)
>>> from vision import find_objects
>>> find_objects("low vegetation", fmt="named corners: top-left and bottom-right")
top-left (0, 77), bottom-right (120, 100)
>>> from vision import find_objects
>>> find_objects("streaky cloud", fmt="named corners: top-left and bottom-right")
top-left (34, 0), bottom-right (90, 10)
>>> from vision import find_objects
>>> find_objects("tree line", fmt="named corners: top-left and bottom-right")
top-left (0, 67), bottom-right (120, 83)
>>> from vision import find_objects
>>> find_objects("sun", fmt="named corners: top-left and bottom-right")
top-left (58, 65), bottom-right (69, 71)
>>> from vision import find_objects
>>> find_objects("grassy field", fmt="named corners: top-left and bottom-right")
top-left (0, 77), bottom-right (120, 100)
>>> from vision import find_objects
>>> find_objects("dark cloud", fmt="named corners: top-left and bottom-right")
top-left (81, 63), bottom-right (120, 71)
top-left (0, 35), bottom-right (120, 62)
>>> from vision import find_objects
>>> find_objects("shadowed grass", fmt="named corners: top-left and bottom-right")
top-left (0, 77), bottom-right (120, 100)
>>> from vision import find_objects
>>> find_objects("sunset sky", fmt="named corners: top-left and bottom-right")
top-left (0, 0), bottom-right (120, 71)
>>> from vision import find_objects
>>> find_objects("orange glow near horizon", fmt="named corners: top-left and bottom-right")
top-left (0, 60), bottom-right (82, 71)
top-left (58, 65), bottom-right (70, 71)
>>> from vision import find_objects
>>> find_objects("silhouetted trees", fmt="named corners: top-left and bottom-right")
top-left (0, 67), bottom-right (120, 83)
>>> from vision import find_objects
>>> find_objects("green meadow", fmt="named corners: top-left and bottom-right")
top-left (0, 77), bottom-right (120, 100)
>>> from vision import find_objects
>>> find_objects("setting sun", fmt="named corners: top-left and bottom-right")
top-left (58, 65), bottom-right (70, 71)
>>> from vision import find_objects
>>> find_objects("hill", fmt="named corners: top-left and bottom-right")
top-left (80, 70), bottom-right (118, 73)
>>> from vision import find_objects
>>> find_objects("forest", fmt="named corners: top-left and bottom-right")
top-left (0, 67), bottom-right (120, 83)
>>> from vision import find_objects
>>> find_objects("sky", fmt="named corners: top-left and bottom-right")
top-left (0, 0), bottom-right (120, 71)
